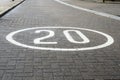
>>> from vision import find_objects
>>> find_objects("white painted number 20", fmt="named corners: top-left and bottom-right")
top-left (34, 30), bottom-right (90, 44)
top-left (6, 27), bottom-right (114, 51)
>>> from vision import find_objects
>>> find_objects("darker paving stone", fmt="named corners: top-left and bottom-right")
top-left (24, 65), bottom-right (33, 72)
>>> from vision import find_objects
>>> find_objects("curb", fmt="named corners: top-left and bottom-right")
top-left (0, 0), bottom-right (25, 18)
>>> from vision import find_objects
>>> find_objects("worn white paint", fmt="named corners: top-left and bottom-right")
top-left (63, 30), bottom-right (90, 44)
top-left (55, 0), bottom-right (120, 21)
top-left (34, 30), bottom-right (57, 44)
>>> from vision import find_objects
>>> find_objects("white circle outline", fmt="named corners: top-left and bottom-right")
top-left (6, 27), bottom-right (114, 51)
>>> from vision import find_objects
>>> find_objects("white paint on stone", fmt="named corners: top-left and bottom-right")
top-left (6, 27), bottom-right (114, 51)
top-left (63, 30), bottom-right (90, 44)
top-left (55, 0), bottom-right (120, 21)
top-left (34, 30), bottom-right (57, 44)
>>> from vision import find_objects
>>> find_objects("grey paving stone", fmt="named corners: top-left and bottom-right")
top-left (12, 77), bottom-right (23, 80)
top-left (14, 72), bottom-right (33, 77)
top-left (2, 73), bottom-right (13, 80)
top-left (0, 0), bottom-right (120, 79)
top-left (0, 70), bottom-right (4, 77)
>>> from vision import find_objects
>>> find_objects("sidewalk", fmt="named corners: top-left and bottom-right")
top-left (0, 0), bottom-right (24, 17)
top-left (62, 0), bottom-right (120, 16)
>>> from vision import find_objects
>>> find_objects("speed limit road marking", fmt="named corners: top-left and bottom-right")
top-left (6, 27), bottom-right (114, 51)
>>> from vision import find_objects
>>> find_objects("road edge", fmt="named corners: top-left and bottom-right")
top-left (55, 0), bottom-right (120, 21)
top-left (0, 0), bottom-right (25, 18)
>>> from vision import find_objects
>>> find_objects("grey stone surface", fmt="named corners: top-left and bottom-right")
top-left (63, 0), bottom-right (120, 16)
top-left (0, 0), bottom-right (120, 80)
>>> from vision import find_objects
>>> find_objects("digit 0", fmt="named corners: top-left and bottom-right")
top-left (63, 30), bottom-right (90, 44)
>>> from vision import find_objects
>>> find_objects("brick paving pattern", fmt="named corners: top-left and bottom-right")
top-left (0, 0), bottom-right (120, 80)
